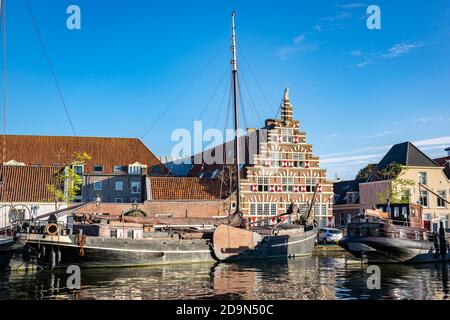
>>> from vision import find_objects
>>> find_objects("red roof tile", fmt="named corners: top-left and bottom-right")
top-left (149, 177), bottom-right (225, 200)
top-left (1, 135), bottom-right (168, 174)
top-left (0, 165), bottom-right (62, 202)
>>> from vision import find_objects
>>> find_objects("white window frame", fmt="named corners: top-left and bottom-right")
top-left (115, 197), bottom-right (123, 203)
top-left (94, 181), bottom-right (102, 191)
top-left (419, 172), bottom-right (427, 185)
top-left (115, 181), bottom-right (124, 191)
top-left (131, 181), bottom-right (141, 194)
top-left (437, 190), bottom-right (446, 208)
top-left (249, 202), bottom-right (277, 216)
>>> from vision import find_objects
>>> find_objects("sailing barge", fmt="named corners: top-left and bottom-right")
top-left (16, 12), bottom-right (318, 269)
top-left (339, 209), bottom-right (450, 263)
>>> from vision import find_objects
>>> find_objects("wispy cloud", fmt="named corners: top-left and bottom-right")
top-left (336, 3), bottom-right (367, 9)
top-left (413, 136), bottom-right (450, 147)
top-left (360, 130), bottom-right (403, 140)
top-left (352, 41), bottom-right (426, 68)
top-left (321, 153), bottom-right (383, 165)
top-left (350, 49), bottom-right (363, 56)
top-left (416, 115), bottom-right (445, 123)
top-left (325, 133), bottom-right (342, 138)
top-left (276, 8), bottom-right (355, 61)
top-left (276, 41), bottom-right (319, 61)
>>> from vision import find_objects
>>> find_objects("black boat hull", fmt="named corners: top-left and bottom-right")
top-left (339, 236), bottom-right (450, 263)
top-left (213, 225), bottom-right (318, 262)
top-left (25, 234), bottom-right (215, 268)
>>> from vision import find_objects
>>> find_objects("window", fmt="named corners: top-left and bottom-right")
top-left (110, 230), bottom-right (117, 238)
top-left (282, 177), bottom-right (294, 192)
top-left (313, 204), bottom-right (328, 217)
top-left (257, 176), bottom-right (269, 192)
top-left (419, 172), bottom-right (427, 185)
top-left (94, 181), bottom-right (102, 191)
top-left (94, 165), bottom-right (103, 173)
top-left (393, 207), bottom-right (400, 218)
top-left (281, 128), bottom-right (293, 143)
top-left (305, 177), bottom-right (319, 192)
top-left (250, 202), bottom-right (277, 216)
top-left (129, 165), bottom-right (141, 174)
top-left (73, 165), bottom-right (83, 176)
top-left (346, 192), bottom-right (359, 204)
top-left (113, 165), bottom-right (126, 173)
top-left (419, 191), bottom-right (428, 207)
top-left (115, 197), bottom-right (123, 203)
top-left (127, 230), bottom-right (133, 239)
top-left (131, 181), bottom-right (141, 194)
top-left (437, 190), bottom-right (446, 208)
top-left (115, 181), bottom-right (123, 191)
top-left (151, 165), bottom-right (160, 173)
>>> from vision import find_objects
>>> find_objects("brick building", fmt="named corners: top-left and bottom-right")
top-left (189, 89), bottom-right (334, 227)
top-left (0, 135), bottom-right (168, 203)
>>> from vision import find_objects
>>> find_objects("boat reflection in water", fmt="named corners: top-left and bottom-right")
top-left (0, 254), bottom-right (449, 300)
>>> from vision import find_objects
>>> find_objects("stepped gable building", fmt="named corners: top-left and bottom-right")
top-left (190, 89), bottom-right (334, 227)
top-left (0, 135), bottom-right (168, 203)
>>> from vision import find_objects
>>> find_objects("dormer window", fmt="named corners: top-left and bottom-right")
top-left (128, 162), bottom-right (144, 175)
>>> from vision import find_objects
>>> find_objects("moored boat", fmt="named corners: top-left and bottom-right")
top-left (339, 212), bottom-right (450, 263)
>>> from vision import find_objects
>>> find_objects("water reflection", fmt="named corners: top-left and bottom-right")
top-left (0, 254), bottom-right (449, 300)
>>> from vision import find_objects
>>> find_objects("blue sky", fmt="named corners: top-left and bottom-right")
top-left (2, 0), bottom-right (450, 180)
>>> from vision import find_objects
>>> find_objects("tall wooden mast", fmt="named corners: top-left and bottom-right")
top-left (231, 11), bottom-right (241, 212)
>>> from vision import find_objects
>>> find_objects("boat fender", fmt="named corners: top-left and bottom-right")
top-left (42, 245), bottom-right (46, 257)
top-left (49, 249), bottom-right (56, 269)
top-left (57, 249), bottom-right (62, 264)
top-left (22, 247), bottom-right (32, 262)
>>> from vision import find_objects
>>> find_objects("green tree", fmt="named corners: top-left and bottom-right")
top-left (355, 164), bottom-right (374, 180)
top-left (47, 152), bottom-right (92, 210)
top-left (376, 162), bottom-right (415, 204)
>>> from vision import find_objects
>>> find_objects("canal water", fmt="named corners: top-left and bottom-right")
top-left (0, 250), bottom-right (449, 300)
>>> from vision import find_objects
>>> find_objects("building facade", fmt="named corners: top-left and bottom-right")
top-left (188, 89), bottom-right (334, 227)
top-left (240, 89), bottom-right (333, 227)
top-left (0, 135), bottom-right (168, 203)
top-left (358, 142), bottom-right (450, 231)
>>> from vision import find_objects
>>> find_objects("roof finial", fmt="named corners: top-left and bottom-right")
top-left (284, 87), bottom-right (290, 102)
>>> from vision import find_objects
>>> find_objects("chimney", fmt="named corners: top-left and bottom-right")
top-left (446, 147), bottom-right (450, 157)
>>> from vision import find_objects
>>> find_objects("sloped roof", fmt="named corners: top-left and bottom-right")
top-left (0, 165), bottom-right (62, 202)
top-left (1, 135), bottom-right (167, 174)
top-left (149, 176), bottom-right (225, 200)
top-left (333, 179), bottom-right (365, 205)
top-left (434, 156), bottom-right (450, 179)
top-left (377, 142), bottom-right (438, 169)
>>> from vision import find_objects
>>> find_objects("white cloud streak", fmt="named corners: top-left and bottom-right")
top-left (353, 41), bottom-right (426, 68)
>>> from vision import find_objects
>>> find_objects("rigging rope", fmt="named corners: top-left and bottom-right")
top-left (140, 45), bottom-right (226, 139)
top-left (197, 66), bottom-right (229, 120)
top-left (239, 72), bottom-right (263, 126)
top-left (24, 0), bottom-right (77, 136)
top-left (238, 46), bottom-right (276, 118)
